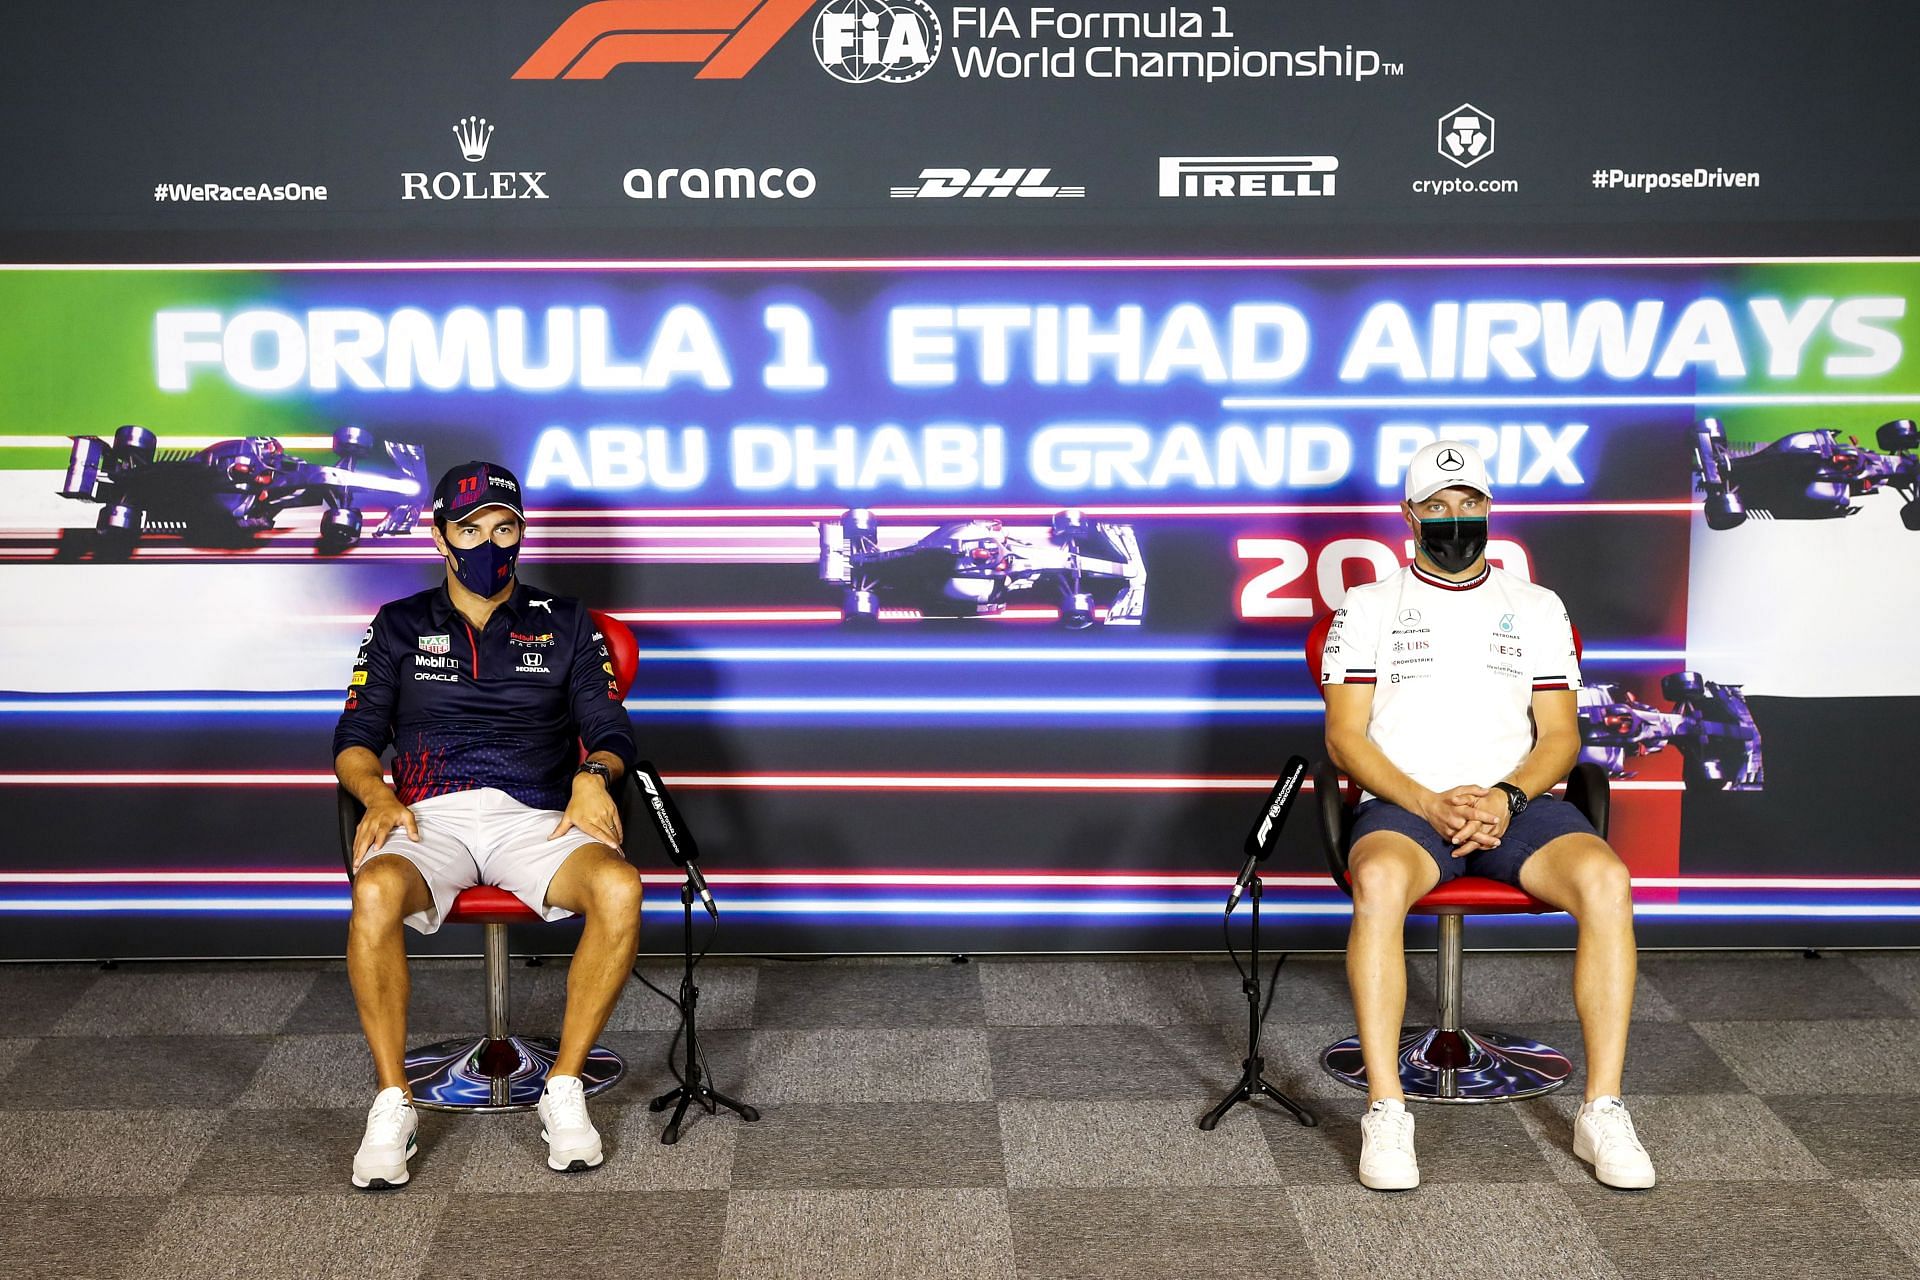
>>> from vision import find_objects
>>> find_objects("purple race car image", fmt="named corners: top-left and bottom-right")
top-left (818, 508), bottom-right (1146, 629)
top-left (1577, 671), bottom-right (1764, 790)
top-left (1693, 416), bottom-right (1919, 531)
top-left (59, 424), bottom-right (428, 552)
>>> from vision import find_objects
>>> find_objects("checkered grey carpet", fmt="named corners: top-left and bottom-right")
top-left (4, 950), bottom-right (1919, 1279)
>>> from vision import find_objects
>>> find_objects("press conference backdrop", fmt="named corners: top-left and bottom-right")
top-left (2, 1), bottom-right (1916, 957)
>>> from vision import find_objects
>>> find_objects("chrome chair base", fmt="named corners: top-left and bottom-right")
top-left (1321, 1026), bottom-right (1572, 1103)
top-left (405, 1034), bottom-right (625, 1113)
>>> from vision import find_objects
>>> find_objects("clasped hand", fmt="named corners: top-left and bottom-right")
top-left (1420, 786), bottom-right (1511, 858)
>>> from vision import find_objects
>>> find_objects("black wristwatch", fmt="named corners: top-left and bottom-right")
top-left (575, 761), bottom-right (614, 786)
top-left (1493, 781), bottom-right (1529, 816)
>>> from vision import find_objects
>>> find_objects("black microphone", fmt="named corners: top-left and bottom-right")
top-left (1226, 756), bottom-right (1309, 915)
top-left (634, 760), bottom-right (716, 918)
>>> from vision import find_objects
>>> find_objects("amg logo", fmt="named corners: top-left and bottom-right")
top-left (1158, 156), bottom-right (1337, 198)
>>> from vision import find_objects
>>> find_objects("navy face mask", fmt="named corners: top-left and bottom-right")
top-left (1415, 515), bottom-right (1488, 574)
top-left (445, 536), bottom-right (519, 597)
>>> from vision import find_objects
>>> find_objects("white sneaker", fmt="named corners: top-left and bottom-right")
top-left (351, 1086), bottom-right (418, 1190)
top-left (1358, 1098), bottom-right (1419, 1190)
top-left (1574, 1096), bottom-right (1657, 1189)
top-left (537, 1074), bottom-right (604, 1172)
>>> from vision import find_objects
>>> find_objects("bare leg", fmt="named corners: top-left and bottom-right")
top-left (1345, 833), bottom-right (1441, 1104)
top-left (348, 857), bottom-right (433, 1094)
top-left (542, 844), bottom-right (644, 1079)
top-left (1519, 833), bottom-right (1637, 1100)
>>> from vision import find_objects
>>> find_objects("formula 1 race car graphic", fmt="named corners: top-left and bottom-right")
top-left (1577, 671), bottom-right (1764, 790)
top-left (1693, 416), bottom-right (1919, 531)
top-left (59, 425), bottom-right (429, 552)
top-left (818, 509), bottom-right (1146, 629)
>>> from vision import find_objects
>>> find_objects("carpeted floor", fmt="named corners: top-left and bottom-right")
top-left (3, 949), bottom-right (1919, 1279)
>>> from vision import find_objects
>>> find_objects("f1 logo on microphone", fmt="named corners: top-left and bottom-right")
top-left (514, 0), bottom-right (815, 80)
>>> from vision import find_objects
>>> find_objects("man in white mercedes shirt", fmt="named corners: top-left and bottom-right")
top-left (1319, 440), bottom-right (1656, 1192)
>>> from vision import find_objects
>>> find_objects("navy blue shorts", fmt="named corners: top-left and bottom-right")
top-left (1351, 795), bottom-right (1597, 888)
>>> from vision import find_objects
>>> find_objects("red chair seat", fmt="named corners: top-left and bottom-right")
top-left (444, 885), bottom-right (542, 925)
top-left (1334, 872), bottom-right (1556, 915)
top-left (1412, 876), bottom-right (1555, 915)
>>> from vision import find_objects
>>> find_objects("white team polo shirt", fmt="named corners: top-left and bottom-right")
top-left (1320, 563), bottom-right (1580, 800)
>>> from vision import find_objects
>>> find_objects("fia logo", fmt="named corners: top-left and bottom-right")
top-left (815, 0), bottom-right (941, 83)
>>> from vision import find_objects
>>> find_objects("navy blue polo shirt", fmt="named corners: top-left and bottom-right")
top-left (332, 581), bottom-right (636, 811)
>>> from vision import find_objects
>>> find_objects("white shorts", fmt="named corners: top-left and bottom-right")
top-left (361, 787), bottom-right (614, 936)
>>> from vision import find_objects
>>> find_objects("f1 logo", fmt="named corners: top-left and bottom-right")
top-left (515, 0), bottom-right (817, 80)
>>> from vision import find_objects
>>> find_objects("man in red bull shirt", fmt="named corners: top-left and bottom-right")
top-left (333, 461), bottom-right (638, 1189)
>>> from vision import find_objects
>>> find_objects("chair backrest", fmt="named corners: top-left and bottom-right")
top-left (589, 608), bottom-right (638, 699)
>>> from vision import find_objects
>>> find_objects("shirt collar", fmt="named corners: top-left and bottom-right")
top-left (428, 583), bottom-right (457, 627)
top-left (429, 579), bottom-right (531, 626)
top-left (1410, 561), bottom-right (1490, 591)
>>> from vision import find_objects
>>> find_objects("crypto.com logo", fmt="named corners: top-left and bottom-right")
top-left (514, 0), bottom-right (817, 80)
top-left (1438, 103), bottom-right (1496, 169)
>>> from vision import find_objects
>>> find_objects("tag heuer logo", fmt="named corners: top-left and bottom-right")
top-left (419, 634), bottom-right (450, 654)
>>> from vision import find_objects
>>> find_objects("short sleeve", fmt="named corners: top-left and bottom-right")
top-left (1320, 588), bottom-right (1381, 686)
top-left (331, 607), bottom-right (397, 759)
top-left (1531, 591), bottom-right (1582, 692)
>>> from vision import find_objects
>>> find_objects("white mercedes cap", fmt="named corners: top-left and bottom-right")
top-left (1405, 440), bottom-right (1493, 503)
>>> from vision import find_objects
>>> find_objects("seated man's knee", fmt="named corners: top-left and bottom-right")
top-left (351, 858), bottom-right (415, 924)
top-left (1574, 849), bottom-right (1633, 915)
top-left (588, 857), bottom-right (643, 921)
top-left (1349, 849), bottom-right (1419, 912)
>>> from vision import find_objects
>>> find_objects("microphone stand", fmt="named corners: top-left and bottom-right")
top-left (648, 875), bottom-right (759, 1144)
top-left (1199, 873), bottom-right (1317, 1131)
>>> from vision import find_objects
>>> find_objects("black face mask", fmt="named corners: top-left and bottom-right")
top-left (444, 535), bottom-right (519, 597)
top-left (1415, 515), bottom-right (1488, 575)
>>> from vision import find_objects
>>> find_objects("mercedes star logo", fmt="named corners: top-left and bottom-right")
top-left (1437, 448), bottom-right (1465, 471)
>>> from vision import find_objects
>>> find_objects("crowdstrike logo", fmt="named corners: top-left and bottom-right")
top-left (514, 0), bottom-right (817, 80)
top-left (814, 0), bottom-right (942, 83)
top-left (890, 167), bottom-right (1084, 198)
top-left (402, 118), bottom-right (548, 201)
top-left (1158, 156), bottom-right (1337, 198)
